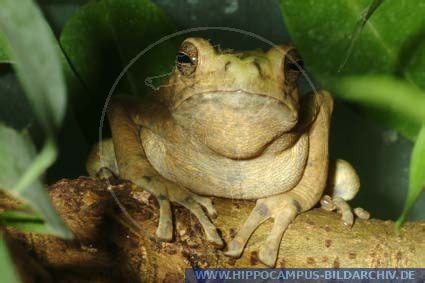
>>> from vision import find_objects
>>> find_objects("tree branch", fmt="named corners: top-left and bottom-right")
top-left (1, 178), bottom-right (424, 282)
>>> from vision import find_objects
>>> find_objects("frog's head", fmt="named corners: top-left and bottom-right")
top-left (159, 37), bottom-right (304, 159)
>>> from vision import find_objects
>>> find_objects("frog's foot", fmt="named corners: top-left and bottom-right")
top-left (142, 176), bottom-right (223, 247)
top-left (320, 195), bottom-right (370, 226)
top-left (224, 196), bottom-right (299, 267)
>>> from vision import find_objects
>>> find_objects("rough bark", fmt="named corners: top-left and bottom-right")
top-left (1, 178), bottom-right (424, 282)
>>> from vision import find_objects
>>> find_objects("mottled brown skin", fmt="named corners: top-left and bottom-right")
top-left (87, 38), bottom-right (366, 267)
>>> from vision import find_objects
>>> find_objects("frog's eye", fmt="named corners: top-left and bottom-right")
top-left (176, 41), bottom-right (198, 76)
top-left (283, 49), bottom-right (303, 83)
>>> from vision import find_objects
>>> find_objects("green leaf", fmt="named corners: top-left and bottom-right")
top-left (403, 37), bottom-right (425, 91)
top-left (60, 0), bottom-right (119, 98)
top-left (396, 125), bottom-right (425, 228)
top-left (0, 210), bottom-right (43, 221)
top-left (280, 0), bottom-right (425, 76)
top-left (102, 0), bottom-right (178, 93)
top-left (0, 32), bottom-right (11, 63)
top-left (280, 0), bottom-right (425, 138)
top-left (0, 233), bottom-right (20, 283)
top-left (0, 0), bottom-right (72, 238)
top-left (339, 0), bottom-right (385, 71)
top-left (60, 0), bottom-right (177, 141)
top-left (60, 0), bottom-right (176, 94)
top-left (0, 125), bottom-right (72, 239)
top-left (0, 0), bottom-right (67, 132)
top-left (331, 75), bottom-right (425, 139)
top-left (0, 210), bottom-right (50, 234)
top-left (0, 212), bottom-right (50, 234)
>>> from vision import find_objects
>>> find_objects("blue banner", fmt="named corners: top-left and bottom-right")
top-left (185, 268), bottom-right (425, 282)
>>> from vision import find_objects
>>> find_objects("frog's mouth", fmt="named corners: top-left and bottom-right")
top-left (173, 89), bottom-right (296, 111)
top-left (172, 89), bottom-right (299, 159)
top-left (172, 89), bottom-right (298, 122)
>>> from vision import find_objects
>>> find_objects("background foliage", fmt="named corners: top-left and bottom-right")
top-left (280, 0), bottom-right (425, 226)
top-left (0, 0), bottom-right (73, 238)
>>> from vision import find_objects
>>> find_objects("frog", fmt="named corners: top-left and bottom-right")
top-left (86, 37), bottom-right (369, 267)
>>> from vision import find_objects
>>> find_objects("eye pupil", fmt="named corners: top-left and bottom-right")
top-left (176, 42), bottom-right (198, 76)
top-left (287, 60), bottom-right (304, 72)
top-left (176, 52), bottom-right (193, 64)
top-left (283, 49), bottom-right (303, 84)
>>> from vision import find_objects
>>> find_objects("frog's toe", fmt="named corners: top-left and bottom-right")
top-left (175, 197), bottom-right (223, 247)
top-left (224, 239), bottom-right (245, 258)
top-left (321, 196), bottom-right (363, 226)
top-left (341, 210), bottom-right (354, 226)
top-left (224, 201), bottom-right (270, 258)
top-left (155, 196), bottom-right (173, 241)
top-left (192, 194), bottom-right (217, 218)
top-left (353, 207), bottom-right (370, 220)
top-left (258, 246), bottom-right (276, 267)
top-left (332, 197), bottom-right (353, 226)
top-left (258, 205), bottom-right (298, 267)
top-left (320, 195), bottom-right (336, 211)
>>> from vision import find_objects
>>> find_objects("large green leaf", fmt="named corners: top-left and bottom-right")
top-left (0, 232), bottom-right (20, 283)
top-left (280, 0), bottom-right (425, 77)
top-left (0, 125), bottom-right (72, 238)
top-left (60, 0), bottom-right (177, 141)
top-left (396, 125), bottom-right (425, 228)
top-left (103, 0), bottom-right (178, 93)
top-left (0, 0), bottom-right (72, 238)
top-left (0, 0), bottom-right (67, 132)
top-left (280, 0), bottom-right (425, 138)
top-left (338, 0), bottom-right (385, 71)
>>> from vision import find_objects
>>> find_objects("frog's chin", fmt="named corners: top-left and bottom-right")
top-left (173, 89), bottom-right (296, 110)
top-left (172, 90), bottom-right (299, 159)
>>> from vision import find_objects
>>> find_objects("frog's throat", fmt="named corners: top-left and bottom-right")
top-left (170, 90), bottom-right (299, 160)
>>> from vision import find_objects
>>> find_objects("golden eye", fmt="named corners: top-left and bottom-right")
top-left (283, 49), bottom-right (304, 83)
top-left (176, 41), bottom-right (198, 76)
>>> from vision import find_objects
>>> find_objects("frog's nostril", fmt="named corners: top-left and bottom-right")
top-left (253, 59), bottom-right (263, 78)
top-left (224, 61), bottom-right (231, 71)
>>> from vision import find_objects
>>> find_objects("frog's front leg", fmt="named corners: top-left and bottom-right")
top-left (225, 91), bottom-right (333, 266)
top-left (320, 159), bottom-right (370, 226)
top-left (102, 96), bottom-right (223, 246)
